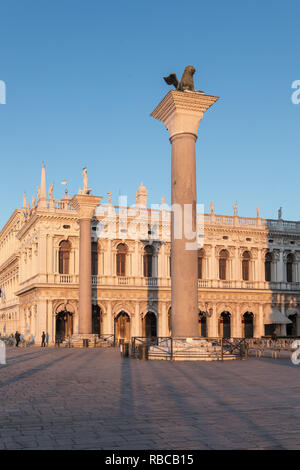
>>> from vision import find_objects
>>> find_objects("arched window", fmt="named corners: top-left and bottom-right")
top-left (219, 249), bottom-right (229, 280)
top-left (265, 252), bottom-right (272, 282)
top-left (143, 245), bottom-right (154, 277)
top-left (59, 240), bottom-right (71, 274)
top-left (286, 253), bottom-right (294, 283)
top-left (116, 243), bottom-right (127, 277)
top-left (91, 241), bottom-right (98, 276)
top-left (242, 251), bottom-right (251, 281)
top-left (198, 248), bottom-right (204, 279)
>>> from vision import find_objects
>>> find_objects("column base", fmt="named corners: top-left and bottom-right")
top-left (70, 333), bottom-right (99, 348)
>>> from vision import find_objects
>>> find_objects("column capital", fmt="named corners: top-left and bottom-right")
top-left (151, 90), bottom-right (219, 139)
top-left (71, 194), bottom-right (102, 219)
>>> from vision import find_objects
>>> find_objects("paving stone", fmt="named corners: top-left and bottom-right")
top-left (0, 347), bottom-right (299, 449)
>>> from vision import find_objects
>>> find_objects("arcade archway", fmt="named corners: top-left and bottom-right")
top-left (243, 312), bottom-right (254, 338)
top-left (143, 312), bottom-right (157, 338)
top-left (287, 313), bottom-right (297, 336)
top-left (219, 312), bottom-right (231, 338)
top-left (92, 305), bottom-right (101, 335)
top-left (114, 311), bottom-right (130, 344)
top-left (198, 311), bottom-right (207, 337)
top-left (55, 310), bottom-right (73, 341)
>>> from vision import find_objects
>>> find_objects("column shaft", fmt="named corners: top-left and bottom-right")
top-left (79, 218), bottom-right (92, 334)
top-left (170, 133), bottom-right (198, 337)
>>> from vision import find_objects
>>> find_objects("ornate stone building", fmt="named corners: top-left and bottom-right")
top-left (0, 165), bottom-right (299, 344)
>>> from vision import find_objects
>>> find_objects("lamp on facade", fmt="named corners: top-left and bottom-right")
top-left (204, 302), bottom-right (213, 318)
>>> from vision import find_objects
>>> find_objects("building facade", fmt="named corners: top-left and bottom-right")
top-left (0, 165), bottom-right (299, 344)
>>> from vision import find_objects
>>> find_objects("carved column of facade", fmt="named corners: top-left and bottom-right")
top-left (211, 245), bottom-right (216, 280)
top-left (295, 254), bottom-right (300, 283)
top-left (280, 303), bottom-right (287, 336)
top-left (107, 239), bottom-right (112, 276)
top-left (38, 235), bottom-right (47, 283)
top-left (257, 304), bottom-right (264, 337)
top-left (134, 302), bottom-right (140, 337)
top-left (272, 250), bottom-right (279, 282)
top-left (278, 250), bottom-right (284, 282)
top-left (134, 240), bottom-right (139, 277)
top-left (159, 302), bottom-right (168, 337)
top-left (151, 91), bottom-right (218, 337)
top-left (71, 195), bottom-right (102, 335)
top-left (234, 247), bottom-right (239, 281)
top-left (257, 248), bottom-right (262, 284)
top-left (211, 305), bottom-right (218, 337)
top-left (47, 300), bottom-right (53, 343)
top-left (234, 303), bottom-right (242, 338)
top-left (37, 300), bottom-right (47, 342)
top-left (104, 302), bottom-right (112, 335)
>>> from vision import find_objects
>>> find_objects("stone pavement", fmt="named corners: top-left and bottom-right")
top-left (0, 346), bottom-right (299, 450)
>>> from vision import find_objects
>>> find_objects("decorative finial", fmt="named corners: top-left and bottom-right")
top-left (108, 191), bottom-right (112, 205)
top-left (256, 206), bottom-right (260, 218)
top-left (210, 202), bottom-right (214, 214)
top-left (278, 207), bottom-right (282, 220)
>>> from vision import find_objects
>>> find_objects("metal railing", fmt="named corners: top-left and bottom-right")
top-left (131, 336), bottom-right (248, 361)
top-left (98, 334), bottom-right (115, 346)
top-left (245, 337), bottom-right (299, 359)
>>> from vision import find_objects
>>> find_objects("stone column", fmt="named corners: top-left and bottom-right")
top-left (72, 194), bottom-right (102, 335)
top-left (151, 90), bottom-right (218, 337)
top-left (258, 304), bottom-right (265, 338)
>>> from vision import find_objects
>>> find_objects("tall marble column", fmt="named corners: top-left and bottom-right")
top-left (151, 90), bottom-right (218, 337)
top-left (72, 194), bottom-right (102, 335)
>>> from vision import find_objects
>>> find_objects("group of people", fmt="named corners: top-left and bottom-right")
top-left (14, 331), bottom-right (49, 347)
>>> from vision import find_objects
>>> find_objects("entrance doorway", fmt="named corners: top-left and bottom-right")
top-left (243, 312), bottom-right (254, 338)
top-left (219, 312), bottom-right (231, 338)
top-left (92, 305), bottom-right (101, 335)
top-left (287, 314), bottom-right (297, 336)
top-left (55, 311), bottom-right (73, 342)
top-left (114, 311), bottom-right (130, 344)
top-left (198, 312), bottom-right (207, 337)
top-left (144, 312), bottom-right (157, 338)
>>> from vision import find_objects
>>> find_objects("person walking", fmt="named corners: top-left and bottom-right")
top-left (41, 331), bottom-right (46, 347)
top-left (15, 331), bottom-right (20, 347)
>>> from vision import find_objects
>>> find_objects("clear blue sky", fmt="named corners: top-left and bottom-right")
top-left (0, 0), bottom-right (299, 228)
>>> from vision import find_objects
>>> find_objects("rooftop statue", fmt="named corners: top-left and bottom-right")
top-left (164, 65), bottom-right (196, 92)
top-left (80, 167), bottom-right (91, 195)
top-left (49, 183), bottom-right (54, 199)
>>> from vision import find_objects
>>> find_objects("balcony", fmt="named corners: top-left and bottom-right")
top-left (198, 279), bottom-right (300, 291)
top-left (50, 274), bottom-right (300, 291)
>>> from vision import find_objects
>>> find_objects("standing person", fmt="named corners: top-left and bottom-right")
top-left (45, 332), bottom-right (49, 347)
top-left (41, 331), bottom-right (46, 347)
top-left (271, 329), bottom-right (278, 342)
top-left (15, 331), bottom-right (20, 347)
